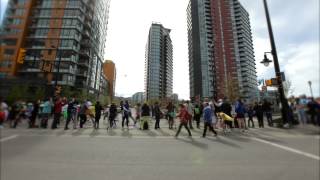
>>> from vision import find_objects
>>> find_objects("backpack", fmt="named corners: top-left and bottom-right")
top-left (0, 111), bottom-right (5, 122)
top-left (194, 107), bottom-right (200, 115)
top-left (143, 121), bottom-right (149, 130)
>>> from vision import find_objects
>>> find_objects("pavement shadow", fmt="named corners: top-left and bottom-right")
top-left (191, 128), bottom-right (202, 133)
top-left (121, 129), bottom-right (132, 138)
top-left (210, 136), bottom-right (242, 149)
top-left (89, 129), bottom-right (101, 137)
top-left (176, 137), bottom-right (208, 150)
top-left (55, 129), bottom-right (67, 136)
top-left (71, 128), bottom-right (85, 136)
top-left (157, 129), bottom-right (171, 136)
top-left (141, 129), bottom-right (157, 137)
top-left (107, 128), bottom-right (117, 136)
top-left (224, 133), bottom-right (251, 142)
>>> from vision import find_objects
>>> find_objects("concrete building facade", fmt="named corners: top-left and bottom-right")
top-left (102, 60), bottom-right (116, 100)
top-left (187, 0), bottom-right (258, 102)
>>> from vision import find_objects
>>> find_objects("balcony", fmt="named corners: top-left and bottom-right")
top-left (78, 59), bottom-right (89, 67)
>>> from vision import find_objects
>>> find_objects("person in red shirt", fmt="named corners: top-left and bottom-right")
top-left (175, 104), bottom-right (192, 137)
top-left (51, 97), bottom-right (64, 129)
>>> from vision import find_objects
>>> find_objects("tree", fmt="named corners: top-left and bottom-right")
top-left (34, 87), bottom-right (45, 101)
top-left (225, 73), bottom-right (240, 103)
top-left (283, 79), bottom-right (294, 97)
top-left (7, 85), bottom-right (28, 104)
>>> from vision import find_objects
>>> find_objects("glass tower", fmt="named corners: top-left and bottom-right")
top-left (0, 0), bottom-right (111, 95)
top-left (145, 23), bottom-right (173, 100)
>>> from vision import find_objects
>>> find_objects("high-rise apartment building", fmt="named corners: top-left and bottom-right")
top-left (145, 23), bottom-right (173, 100)
top-left (102, 60), bottom-right (116, 100)
top-left (0, 0), bottom-right (110, 95)
top-left (187, 0), bottom-right (258, 101)
top-left (131, 92), bottom-right (144, 104)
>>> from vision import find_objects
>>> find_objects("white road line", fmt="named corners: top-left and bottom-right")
top-left (0, 135), bottom-right (19, 142)
top-left (251, 137), bottom-right (320, 161)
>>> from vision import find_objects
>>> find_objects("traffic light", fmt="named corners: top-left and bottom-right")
top-left (265, 79), bottom-right (272, 86)
top-left (17, 48), bottom-right (27, 64)
top-left (271, 78), bottom-right (278, 86)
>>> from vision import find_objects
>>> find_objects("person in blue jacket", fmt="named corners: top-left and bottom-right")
top-left (202, 103), bottom-right (218, 138)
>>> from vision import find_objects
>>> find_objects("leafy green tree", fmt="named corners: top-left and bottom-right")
top-left (7, 85), bottom-right (28, 104)
top-left (34, 87), bottom-right (45, 101)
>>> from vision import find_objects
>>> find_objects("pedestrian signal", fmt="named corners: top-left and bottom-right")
top-left (55, 86), bottom-right (61, 95)
top-left (17, 48), bottom-right (26, 64)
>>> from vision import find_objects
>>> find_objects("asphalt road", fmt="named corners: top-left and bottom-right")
top-left (0, 117), bottom-right (319, 180)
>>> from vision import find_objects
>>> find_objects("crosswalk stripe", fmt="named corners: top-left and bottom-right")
top-left (251, 137), bottom-right (320, 161)
top-left (0, 135), bottom-right (19, 142)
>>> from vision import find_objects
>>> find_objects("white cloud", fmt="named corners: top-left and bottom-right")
top-left (282, 42), bottom-right (319, 97)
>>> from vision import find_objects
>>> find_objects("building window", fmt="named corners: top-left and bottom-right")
top-left (5, 28), bottom-right (21, 35)
top-left (12, 18), bottom-right (22, 25)
top-left (14, 9), bottom-right (25, 16)
top-left (37, 19), bottom-right (50, 27)
top-left (40, 10), bottom-right (52, 17)
top-left (3, 39), bottom-right (17, 46)
top-left (16, 0), bottom-right (26, 5)
top-left (42, 0), bottom-right (51, 8)
top-left (0, 61), bottom-right (12, 68)
top-left (35, 28), bottom-right (49, 36)
top-left (4, 49), bottom-right (15, 55)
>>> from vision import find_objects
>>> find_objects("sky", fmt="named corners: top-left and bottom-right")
top-left (1, 0), bottom-right (319, 99)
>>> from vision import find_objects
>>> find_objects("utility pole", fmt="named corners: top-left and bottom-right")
top-left (263, 0), bottom-right (289, 126)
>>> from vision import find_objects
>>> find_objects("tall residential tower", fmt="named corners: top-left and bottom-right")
top-left (187, 0), bottom-right (258, 101)
top-left (0, 0), bottom-right (111, 96)
top-left (145, 23), bottom-right (173, 100)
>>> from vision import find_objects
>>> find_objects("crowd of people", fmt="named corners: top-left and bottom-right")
top-left (0, 95), bottom-right (319, 138)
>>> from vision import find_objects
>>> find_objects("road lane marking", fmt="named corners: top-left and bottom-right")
top-left (251, 137), bottom-right (320, 160)
top-left (0, 135), bottom-right (19, 142)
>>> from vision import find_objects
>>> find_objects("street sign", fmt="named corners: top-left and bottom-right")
top-left (265, 78), bottom-right (278, 86)
top-left (40, 60), bottom-right (53, 72)
top-left (280, 72), bottom-right (286, 81)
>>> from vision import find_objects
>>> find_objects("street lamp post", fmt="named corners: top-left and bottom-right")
top-left (308, 81), bottom-right (313, 98)
top-left (54, 47), bottom-right (62, 88)
top-left (262, 0), bottom-right (289, 127)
